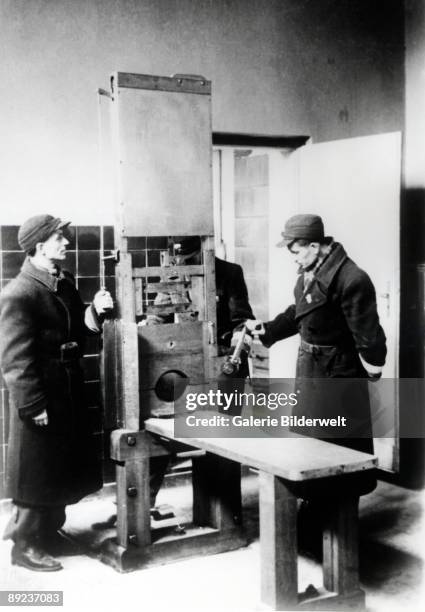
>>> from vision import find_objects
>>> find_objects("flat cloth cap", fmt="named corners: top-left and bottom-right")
top-left (277, 214), bottom-right (325, 247)
top-left (18, 215), bottom-right (70, 252)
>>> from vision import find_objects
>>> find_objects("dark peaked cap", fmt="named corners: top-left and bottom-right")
top-left (18, 215), bottom-right (70, 252)
top-left (276, 214), bottom-right (325, 247)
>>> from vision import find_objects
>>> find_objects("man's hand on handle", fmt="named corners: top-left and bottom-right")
top-left (93, 289), bottom-right (114, 315)
top-left (245, 319), bottom-right (266, 337)
top-left (32, 409), bottom-right (48, 426)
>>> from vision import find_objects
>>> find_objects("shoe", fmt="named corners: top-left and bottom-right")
top-left (11, 544), bottom-right (63, 572)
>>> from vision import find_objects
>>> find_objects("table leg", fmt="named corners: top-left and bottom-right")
top-left (322, 496), bottom-right (360, 595)
top-left (259, 472), bottom-right (298, 610)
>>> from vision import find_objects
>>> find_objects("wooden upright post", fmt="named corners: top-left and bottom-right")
top-left (192, 453), bottom-right (241, 531)
top-left (322, 496), bottom-right (361, 594)
top-left (259, 472), bottom-right (298, 610)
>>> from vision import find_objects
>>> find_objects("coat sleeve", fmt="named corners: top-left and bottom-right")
top-left (340, 271), bottom-right (387, 367)
top-left (261, 304), bottom-right (298, 348)
top-left (0, 291), bottom-right (48, 419)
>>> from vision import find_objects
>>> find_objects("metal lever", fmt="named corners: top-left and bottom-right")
top-left (100, 249), bottom-right (119, 291)
top-left (221, 325), bottom-right (248, 376)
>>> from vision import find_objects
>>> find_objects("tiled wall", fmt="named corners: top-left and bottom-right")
top-left (0, 225), bottom-right (116, 499)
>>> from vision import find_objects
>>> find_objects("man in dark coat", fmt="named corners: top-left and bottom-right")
top-left (246, 214), bottom-right (387, 492)
top-left (0, 214), bottom-right (113, 571)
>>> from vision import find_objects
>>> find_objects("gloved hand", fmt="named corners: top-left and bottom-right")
top-left (93, 289), bottom-right (114, 315)
top-left (138, 315), bottom-right (165, 326)
top-left (245, 319), bottom-right (265, 336)
top-left (32, 409), bottom-right (48, 426)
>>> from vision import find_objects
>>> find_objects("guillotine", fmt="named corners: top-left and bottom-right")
top-left (99, 72), bottom-right (246, 571)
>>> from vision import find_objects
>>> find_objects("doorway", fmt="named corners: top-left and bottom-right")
top-left (213, 132), bottom-right (401, 472)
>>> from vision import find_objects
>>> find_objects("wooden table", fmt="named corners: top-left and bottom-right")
top-left (103, 416), bottom-right (376, 611)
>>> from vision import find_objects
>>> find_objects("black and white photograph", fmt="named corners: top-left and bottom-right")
top-left (0, 1), bottom-right (423, 611)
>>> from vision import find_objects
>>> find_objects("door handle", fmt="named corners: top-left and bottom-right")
top-left (378, 283), bottom-right (391, 317)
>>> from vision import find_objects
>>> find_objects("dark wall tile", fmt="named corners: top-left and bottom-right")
top-left (147, 237), bottom-right (168, 249)
top-left (103, 226), bottom-right (114, 250)
top-left (1, 226), bottom-right (20, 251)
top-left (64, 226), bottom-right (77, 250)
top-left (77, 277), bottom-right (100, 302)
top-left (130, 251), bottom-right (146, 267)
top-left (63, 252), bottom-right (76, 276)
top-left (78, 251), bottom-right (100, 277)
top-left (77, 226), bottom-right (100, 250)
top-left (2, 252), bottom-right (25, 279)
top-left (147, 251), bottom-right (160, 266)
top-left (127, 237), bottom-right (146, 250)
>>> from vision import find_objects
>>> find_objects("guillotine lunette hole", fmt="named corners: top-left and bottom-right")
top-left (154, 370), bottom-right (189, 402)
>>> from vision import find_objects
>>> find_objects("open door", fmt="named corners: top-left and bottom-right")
top-left (269, 132), bottom-right (401, 471)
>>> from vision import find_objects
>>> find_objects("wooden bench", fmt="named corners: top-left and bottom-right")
top-left (103, 414), bottom-right (377, 611)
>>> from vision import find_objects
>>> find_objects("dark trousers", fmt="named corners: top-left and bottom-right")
top-left (3, 503), bottom-right (66, 548)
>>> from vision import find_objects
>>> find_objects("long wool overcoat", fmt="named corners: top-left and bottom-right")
top-left (0, 259), bottom-right (102, 506)
top-left (261, 242), bottom-right (387, 458)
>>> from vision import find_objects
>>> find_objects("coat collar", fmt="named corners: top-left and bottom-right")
top-left (295, 242), bottom-right (348, 319)
top-left (20, 258), bottom-right (63, 293)
top-left (312, 242), bottom-right (347, 291)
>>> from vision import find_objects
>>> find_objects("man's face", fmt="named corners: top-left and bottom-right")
top-left (40, 229), bottom-right (69, 261)
top-left (288, 241), bottom-right (320, 270)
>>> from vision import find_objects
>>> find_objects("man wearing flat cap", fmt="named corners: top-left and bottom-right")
top-left (246, 214), bottom-right (387, 489)
top-left (0, 214), bottom-right (113, 571)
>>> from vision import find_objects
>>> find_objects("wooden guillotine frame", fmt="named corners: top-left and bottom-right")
top-left (99, 72), bottom-right (246, 571)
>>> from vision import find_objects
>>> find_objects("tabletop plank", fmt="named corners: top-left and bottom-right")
top-left (144, 417), bottom-right (377, 482)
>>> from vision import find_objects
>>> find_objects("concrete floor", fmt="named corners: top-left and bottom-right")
top-left (0, 472), bottom-right (423, 612)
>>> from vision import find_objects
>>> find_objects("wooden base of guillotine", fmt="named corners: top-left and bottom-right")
top-left (95, 428), bottom-right (247, 572)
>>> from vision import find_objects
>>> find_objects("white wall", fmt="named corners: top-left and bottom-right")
top-left (0, 0), bottom-right (404, 225)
